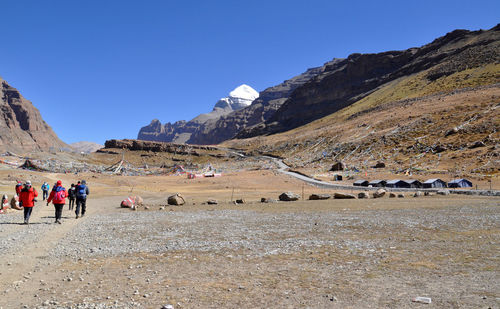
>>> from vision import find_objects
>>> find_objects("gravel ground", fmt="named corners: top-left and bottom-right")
top-left (1, 195), bottom-right (499, 308)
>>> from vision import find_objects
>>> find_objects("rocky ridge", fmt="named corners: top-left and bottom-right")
top-left (0, 77), bottom-right (67, 152)
top-left (238, 24), bottom-right (500, 137)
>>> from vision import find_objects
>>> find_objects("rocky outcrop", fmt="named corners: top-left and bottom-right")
top-left (0, 77), bottom-right (67, 152)
top-left (103, 139), bottom-right (217, 153)
top-left (238, 24), bottom-right (500, 138)
top-left (138, 85), bottom-right (258, 144)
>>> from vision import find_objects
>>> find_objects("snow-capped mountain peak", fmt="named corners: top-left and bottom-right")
top-left (215, 84), bottom-right (259, 110)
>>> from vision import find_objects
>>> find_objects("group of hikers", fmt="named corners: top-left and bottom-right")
top-left (16, 179), bottom-right (89, 225)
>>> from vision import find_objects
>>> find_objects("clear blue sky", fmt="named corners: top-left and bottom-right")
top-left (0, 0), bottom-right (498, 145)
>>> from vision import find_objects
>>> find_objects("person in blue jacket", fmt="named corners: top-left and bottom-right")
top-left (41, 182), bottom-right (50, 201)
top-left (75, 180), bottom-right (89, 219)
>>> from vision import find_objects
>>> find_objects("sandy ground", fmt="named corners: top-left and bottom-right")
top-left (0, 169), bottom-right (499, 308)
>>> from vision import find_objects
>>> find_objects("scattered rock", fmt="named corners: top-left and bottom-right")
top-left (445, 127), bottom-right (459, 137)
top-left (207, 199), bottom-right (218, 205)
top-left (167, 193), bottom-right (185, 206)
top-left (433, 144), bottom-right (447, 153)
top-left (308, 194), bottom-right (331, 200)
top-left (389, 193), bottom-right (396, 198)
top-left (235, 198), bottom-right (245, 204)
top-left (372, 189), bottom-right (386, 198)
top-left (279, 192), bottom-right (300, 201)
top-left (412, 296), bottom-right (432, 304)
top-left (437, 190), bottom-right (450, 195)
top-left (261, 198), bottom-right (277, 203)
top-left (329, 162), bottom-right (344, 171)
top-left (373, 162), bottom-right (385, 168)
top-left (397, 193), bottom-right (405, 198)
top-left (469, 141), bottom-right (485, 149)
top-left (333, 193), bottom-right (356, 199)
top-left (358, 192), bottom-right (369, 199)
top-left (413, 191), bottom-right (423, 197)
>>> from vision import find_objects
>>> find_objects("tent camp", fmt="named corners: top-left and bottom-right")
top-left (368, 180), bottom-right (387, 187)
top-left (404, 179), bottom-right (422, 188)
top-left (353, 179), bottom-right (369, 187)
top-left (386, 180), bottom-right (409, 188)
top-left (423, 179), bottom-right (447, 188)
top-left (448, 178), bottom-right (472, 188)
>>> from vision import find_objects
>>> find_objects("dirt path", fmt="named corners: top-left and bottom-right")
top-left (0, 196), bottom-right (115, 308)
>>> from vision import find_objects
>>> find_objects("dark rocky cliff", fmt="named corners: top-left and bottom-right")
top-left (237, 25), bottom-right (500, 138)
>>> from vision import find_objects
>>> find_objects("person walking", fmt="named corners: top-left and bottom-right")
top-left (46, 180), bottom-right (67, 224)
top-left (75, 180), bottom-right (89, 219)
top-left (67, 183), bottom-right (76, 210)
top-left (41, 182), bottom-right (50, 201)
top-left (19, 180), bottom-right (38, 225)
top-left (15, 180), bottom-right (23, 207)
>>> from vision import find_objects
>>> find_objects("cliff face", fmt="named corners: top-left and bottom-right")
top-left (0, 77), bottom-right (67, 152)
top-left (237, 24), bottom-right (500, 138)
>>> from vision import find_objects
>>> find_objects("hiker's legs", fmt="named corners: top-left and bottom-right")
top-left (43, 190), bottom-right (48, 201)
top-left (23, 207), bottom-right (33, 223)
top-left (81, 198), bottom-right (87, 216)
top-left (75, 198), bottom-right (82, 216)
top-left (69, 198), bottom-right (74, 210)
top-left (54, 204), bottom-right (63, 221)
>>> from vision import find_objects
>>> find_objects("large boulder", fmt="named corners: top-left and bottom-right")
top-left (309, 194), bottom-right (331, 200)
top-left (437, 190), bottom-right (450, 195)
top-left (413, 191), bottom-right (423, 197)
top-left (389, 192), bottom-right (397, 198)
top-left (358, 192), bottom-right (369, 199)
top-left (333, 193), bottom-right (356, 199)
top-left (372, 189), bottom-right (386, 198)
top-left (373, 162), bottom-right (385, 168)
top-left (279, 192), bottom-right (300, 201)
top-left (120, 196), bottom-right (143, 209)
top-left (167, 193), bottom-right (185, 206)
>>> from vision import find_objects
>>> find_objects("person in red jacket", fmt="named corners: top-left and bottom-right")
top-left (46, 180), bottom-right (67, 224)
top-left (19, 180), bottom-right (38, 225)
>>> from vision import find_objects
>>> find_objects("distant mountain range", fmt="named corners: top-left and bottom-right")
top-left (70, 141), bottom-right (103, 153)
top-left (0, 77), bottom-right (67, 152)
top-left (137, 84), bottom-right (258, 144)
top-left (138, 24), bottom-right (500, 145)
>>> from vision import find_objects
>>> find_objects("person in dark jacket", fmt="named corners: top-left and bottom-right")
top-left (19, 180), bottom-right (38, 224)
top-left (75, 180), bottom-right (89, 219)
top-left (67, 183), bottom-right (76, 210)
top-left (47, 180), bottom-right (67, 224)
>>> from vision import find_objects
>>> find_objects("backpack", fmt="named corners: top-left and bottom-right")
top-left (53, 189), bottom-right (66, 204)
top-left (76, 185), bottom-right (87, 198)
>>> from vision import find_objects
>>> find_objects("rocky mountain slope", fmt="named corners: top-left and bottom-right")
top-left (187, 61), bottom-right (343, 145)
top-left (138, 84), bottom-right (258, 144)
top-left (0, 77), bottom-right (67, 152)
top-left (238, 24), bottom-right (500, 138)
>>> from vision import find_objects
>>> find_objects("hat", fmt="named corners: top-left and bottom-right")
top-left (56, 180), bottom-right (62, 186)
top-left (81, 180), bottom-right (86, 185)
top-left (25, 180), bottom-right (31, 186)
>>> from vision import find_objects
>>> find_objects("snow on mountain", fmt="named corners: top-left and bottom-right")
top-left (214, 84), bottom-right (259, 111)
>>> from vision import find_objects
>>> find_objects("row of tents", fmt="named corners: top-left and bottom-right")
top-left (353, 178), bottom-right (473, 189)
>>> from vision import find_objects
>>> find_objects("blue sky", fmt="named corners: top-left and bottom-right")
top-left (0, 0), bottom-right (498, 145)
